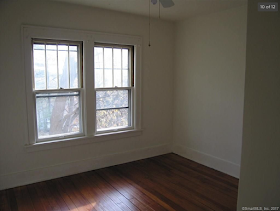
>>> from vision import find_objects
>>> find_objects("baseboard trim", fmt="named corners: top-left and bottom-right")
top-left (173, 145), bottom-right (240, 178)
top-left (0, 144), bottom-right (171, 190)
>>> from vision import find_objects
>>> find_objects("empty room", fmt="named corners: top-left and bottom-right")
top-left (0, 0), bottom-right (279, 210)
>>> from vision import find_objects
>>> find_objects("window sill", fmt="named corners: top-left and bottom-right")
top-left (24, 129), bottom-right (143, 152)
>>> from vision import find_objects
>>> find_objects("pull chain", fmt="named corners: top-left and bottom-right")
top-left (159, 0), bottom-right (160, 19)
top-left (149, 0), bottom-right (151, 47)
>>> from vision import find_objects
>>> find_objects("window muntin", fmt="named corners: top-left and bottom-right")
top-left (32, 40), bottom-right (83, 141)
top-left (94, 44), bottom-right (133, 132)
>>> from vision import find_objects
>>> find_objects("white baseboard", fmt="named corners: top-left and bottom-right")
top-left (0, 144), bottom-right (171, 190)
top-left (173, 144), bottom-right (240, 178)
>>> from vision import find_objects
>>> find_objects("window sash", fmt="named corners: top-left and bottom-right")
top-left (34, 89), bottom-right (84, 142)
top-left (32, 39), bottom-right (83, 91)
top-left (95, 87), bottom-right (133, 132)
top-left (94, 45), bottom-right (134, 88)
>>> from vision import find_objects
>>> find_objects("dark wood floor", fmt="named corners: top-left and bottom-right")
top-left (0, 153), bottom-right (239, 211)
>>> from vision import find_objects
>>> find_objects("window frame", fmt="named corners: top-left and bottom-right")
top-left (23, 25), bottom-right (142, 146)
top-left (32, 39), bottom-right (84, 143)
top-left (94, 43), bottom-right (134, 134)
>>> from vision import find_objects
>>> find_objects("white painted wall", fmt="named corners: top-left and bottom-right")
top-left (237, 0), bottom-right (280, 207)
top-left (0, 0), bottom-right (174, 190)
top-left (173, 6), bottom-right (247, 178)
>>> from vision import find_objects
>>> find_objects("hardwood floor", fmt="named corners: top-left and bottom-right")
top-left (0, 153), bottom-right (239, 211)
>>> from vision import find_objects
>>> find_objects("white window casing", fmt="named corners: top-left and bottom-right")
top-left (22, 25), bottom-right (142, 149)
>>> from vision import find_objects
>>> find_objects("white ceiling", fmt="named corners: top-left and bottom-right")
top-left (52, 0), bottom-right (247, 21)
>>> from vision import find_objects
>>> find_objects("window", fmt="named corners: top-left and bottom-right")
top-left (23, 25), bottom-right (142, 146)
top-left (94, 44), bottom-right (133, 132)
top-left (32, 40), bottom-right (83, 142)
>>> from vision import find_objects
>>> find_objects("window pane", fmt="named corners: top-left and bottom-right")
top-left (70, 48), bottom-right (78, 88)
top-left (33, 44), bottom-right (46, 90)
top-left (58, 45), bottom-right (69, 89)
top-left (104, 48), bottom-right (112, 87)
top-left (46, 44), bottom-right (58, 89)
top-left (34, 44), bottom-right (45, 50)
top-left (114, 69), bottom-right (122, 87)
top-left (36, 92), bottom-right (80, 139)
top-left (94, 47), bottom-right (103, 69)
top-left (94, 47), bottom-right (103, 88)
top-left (96, 90), bottom-right (128, 110)
top-left (113, 48), bottom-right (122, 87)
top-left (69, 46), bottom-right (77, 51)
top-left (122, 49), bottom-right (129, 87)
top-left (95, 69), bottom-right (103, 88)
top-left (122, 49), bottom-right (128, 69)
top-left (96, 108), bottom-right (129, 130)
top-left (123, 69), bottom-right (129, 87)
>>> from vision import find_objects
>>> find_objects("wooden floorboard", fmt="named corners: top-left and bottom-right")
top-left (150, 156), bottom-right (238, 199)
top-left (0, 153), bottom-right (239, 211)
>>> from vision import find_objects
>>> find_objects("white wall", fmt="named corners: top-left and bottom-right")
top-left (173, 6), bottom-right (247, 178)
top-left (0, 0), bottom-right (174, 190)
top-left (237, 0), bottom-right (280, 207)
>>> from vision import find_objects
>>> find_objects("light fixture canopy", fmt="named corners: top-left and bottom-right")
top-left (151, 0), bottom-right (175, 8)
